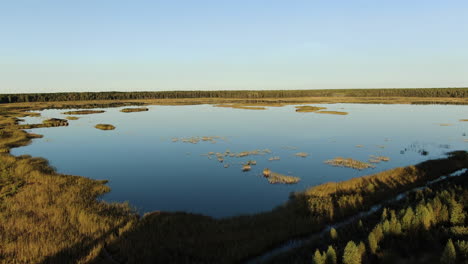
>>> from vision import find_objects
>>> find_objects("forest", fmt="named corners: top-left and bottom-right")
top-left (269, 169), bottom-right (468, 264)
top-left (1, 88), bottom-right (467, 103)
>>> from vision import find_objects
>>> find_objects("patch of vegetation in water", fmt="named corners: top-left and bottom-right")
top-left (172, 136), bottom-right (225, 144)
top-left (120, 107), bottom-right (149, 113)
top-left (295, 152), bottom-right (309, 158)
top-left (325, 157), bottom-right (375, 170)
top-left (269, 156), bottom-right (281, 161)
top-left (65, 116), bottom-right (79, 120)
top-left (316, 110), bottom-right (349, 115)
top-left (263, 169), bottom-right (301, 184)
top-left (295, 106), bottom-right (327, 112)
top-left (19, 118), bottom-right (69, 129)
top-left (281, 146), bottom-right (298, 150)
top-left (438, 123), bottom-right (454, 126)
top-left (95, 124), bottom-right (116, 130)
top-left (62, 110), bottom-right (105, 115)
top-left (213, 104), bottom-right (267, 110)
top-left (460, 119), bottom-right (468, 122)
top-left (368, 155), bottom-right (391, 163)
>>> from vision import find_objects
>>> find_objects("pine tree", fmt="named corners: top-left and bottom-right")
top-left (368, 232), bottom-right (378, 254)
top-left (313, 249), bottom-right (326, 264)
top-left (381, 208), bottom-right (388, 221)
top-left (402, 207), bottom-right (415, 230)
top-left (343, 241), bottom-right (361, 264)
top-left (441, 239), bottom-right (457, 264)
top-left (325, 246), bottom-right (337, 264)
top-left (330, 227), bottom-right (338, 240)
top-left (358, 241), bottom-right (366, 257)
top-left (450, 200), bottom-right (465, 225)
top-left (358, 220), bottom-right (363, 230)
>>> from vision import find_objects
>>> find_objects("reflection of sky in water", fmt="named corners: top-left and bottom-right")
top-left (12, 104), bottom-right (468, 218)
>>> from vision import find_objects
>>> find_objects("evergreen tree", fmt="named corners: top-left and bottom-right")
top-left (450, 200), bottom-right (465, 225)
top-left (330, 227), bottom-right (338, 240)
top-left (441, 239), bottom-right (457, 264)
top-left (325, 246), bottom-right (337, 264)
top-left (358, 241), bottom-right (366, 257)
top-left (382, 220), bottom-right (390, 234)
top-left (381, 208), bottom-right (388, 221)
top-left (343, 241), bottom-right (361, 264)
top-left (313, 249), bottom-right (326, 264)
top-left (402, 207), bottom-right (415, 230)
top-left (368, 232), bottom-right (378, 254)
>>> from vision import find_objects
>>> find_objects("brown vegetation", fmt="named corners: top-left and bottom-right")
top-left (172, 136), bottom-right (223, 144)
top-left (295, 152), bottom-right (309, 158)
top-left (0, 106), bottom-right (134, 263)
top-left (316, 111), bottom-right (349, 115)
top-left (120, 107), bottom-right (149, 113)
top-left (266, 172), bottom-right (301, 184)
top-left (95, 124), bottom-right (116, 130)
top-left (295, 106), bottom-right (327, 112)
top-left (62, 110), bottom-right (105, 115)
top-left (18, 118), bottom-right (69, 129)
top-left (214, 104), bottom-right (267, 110)
top-left (325, 157), bottom-right (375, 170)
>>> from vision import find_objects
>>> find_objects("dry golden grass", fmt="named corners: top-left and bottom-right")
top-left (62, 110), bottom-right (106, 115)
top-left (325, 157), bottom-right (375, 170)
top-left (120, 107), bottom-right (149, 113)
top-left (0, 107), bottom-right (135, 263)
top-left (316, 111), bottom-right (349, 115)
top-left (95, 124), bottom-right (116, 130)
top-left (369, 155), bottom-right (390, 163)
top-left (267, 172), bottom-right (301, 184)
top-left (213, 104), bottom-right (267, 110)
top-left (66, 116), bottom-right (79, 120)
top-left (295, 106), bottom-right (327, 112)
top-left (173, 136), bottom-right (223, 144)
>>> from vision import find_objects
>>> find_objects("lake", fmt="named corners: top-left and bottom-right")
top-left (12, 104), bottom-right (467, 218)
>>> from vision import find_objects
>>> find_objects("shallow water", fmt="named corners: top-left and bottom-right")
top-left (12, 104), bottom-right (468, 217)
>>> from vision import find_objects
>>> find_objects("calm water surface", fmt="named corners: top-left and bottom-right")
top-left (12, 104), bottom-right (468, 217)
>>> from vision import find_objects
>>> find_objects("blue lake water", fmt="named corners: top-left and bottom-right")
top-left (12, 104), bottom-right (468, 218)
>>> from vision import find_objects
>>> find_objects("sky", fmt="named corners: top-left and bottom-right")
top-left (1, 0), bottom-right (467, 93)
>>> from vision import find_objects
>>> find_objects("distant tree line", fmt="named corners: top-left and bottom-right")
top-left (1, 88), bottom-right (467, 103)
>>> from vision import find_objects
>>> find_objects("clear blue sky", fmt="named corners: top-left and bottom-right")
top-left (1, 0), bottom-right (467, 93)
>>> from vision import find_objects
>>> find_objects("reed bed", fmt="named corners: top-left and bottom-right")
top-left (295, 152), bottom-right (309, 158)
top-left (295, 106), bottom-right (327, 112)
top-left (325, 157), bottom-right (375, 170)
top-left (266, 171), bottom-right (301, 184)
top-left (316, 111), bottom-right (349, 115)
top-left (95, 124), bottom-right (116, 130)
top-left (120, 107), bottom-right (149, 113)
top-left (62, 110), bottom-right (105, 115)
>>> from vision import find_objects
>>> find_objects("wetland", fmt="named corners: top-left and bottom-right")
top-left (12, 103), bottom-right (468, 217)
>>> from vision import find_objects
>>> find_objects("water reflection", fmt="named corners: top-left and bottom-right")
top-left (12, 104), bottom-right (468, 217)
